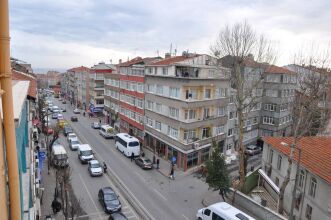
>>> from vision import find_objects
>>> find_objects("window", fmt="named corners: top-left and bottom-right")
top-left (155, 103), bottom-right (162, 113)
top-left (204, 89), bottom-right (211, 99)
top-left (185, 109), bottom-right (196, 120)
top-left (269, 149), bottom-right (273, 164)
top-left (275, 177), bottom-right (279, 186)
top-left (229, 111), bottom-right (235, 120)
top-left (184, 130), bottom-right (196, 141)
top-left (187, 151), bottom-right (198, 169)
top-left (162, 67), bottom-right (168, 75)
top-left (263, 117), bottom-right (274, 125)
top-left (169, 87), bottom-right (180, 98)
top-left (190, 89), bottom-right (198, 99)
top-left (169, 107), bottom-right (179, 118)
top-left (147, 101), bottom-right (154, 110)
top-left (309, 178), bottom-right (317, 198)
top-left (203, 108), bottom-right (210, 119)
top-left (208, 69), bottom-right (215, 77)
top-left (155, 121), bottom-right (161, 130)
top-left (136, 99), bottom-right (143, 109)
top-left (156, 85), bottom-right (163, 95)
top-left (228, 128), bottom-right (234, 137)
top-left (266, 89), bottom-right (278, 97)
top-left (280, 103), bottom-right (288, 111)
top-left (202, 127), bottom-right (210, 138)
top-left (277, 155), bottom-right (282, 170)
top-left (215, 88), bottom-right (227, 98)
top-left (305, 204), bottom-right (312, 220)
top-left (203, 209), bottom-right (211, 216)
top-left (226, 143), bottom-right (233, 150)
top-left (217, 106), bottom-right (226, 116)
top-left (147, 84), bottom-right (155, 93)
top-left (137, 83), bottom-right (144, 92)
top-left (146, 117), bottom-right (153, 127)
top-left (298, 170), bottom-right (305, 188)
top-left (212, 212), bottom-right (225, 220)
top-left (200, 147), bottom-right (210, 163)
top-left (214, 125), bottom-right (225, 135)
top-left (168, 126), bottom-right (178, 139)
top-left (264, 104), bottom-right (276, 111)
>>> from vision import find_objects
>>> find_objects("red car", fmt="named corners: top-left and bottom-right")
top-left (43, 126), bottom-right (54, 135)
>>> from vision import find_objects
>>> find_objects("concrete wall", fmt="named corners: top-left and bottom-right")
top-left (229, 188), bottom-right (286, 220)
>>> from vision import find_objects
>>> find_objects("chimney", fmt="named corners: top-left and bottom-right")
top-left (119, 59), bottom-right (122, 64)
top-left (165, 53), bottom-right (171, 59)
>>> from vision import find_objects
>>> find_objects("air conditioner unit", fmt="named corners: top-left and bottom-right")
top-left (194, 142), bottom-right (200, 149)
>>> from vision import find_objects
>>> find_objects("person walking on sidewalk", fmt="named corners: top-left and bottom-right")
top-left (169, 166), bottom-right (175, 180)
top-left (130, 152), bottom-right (135, 162)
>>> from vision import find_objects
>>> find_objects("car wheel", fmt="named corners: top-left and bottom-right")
top-left (198, 217), bottom-right (202, 220)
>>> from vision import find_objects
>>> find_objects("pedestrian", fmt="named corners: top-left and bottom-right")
top-left (99, 119), bottom-right (101, 124)
top-left (51, 198), bottom-right (61, 214)
top-left (131, 152), bottom-right (134, 162)
top-left (169, 166), bottom-right (174, 180)
top-left (36, 145), bottom-right (40, 152)
top-left (156, 159), bottom-right (160, 169)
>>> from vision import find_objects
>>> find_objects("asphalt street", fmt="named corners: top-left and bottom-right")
top-left (52, 98), bottom-right (262, 220)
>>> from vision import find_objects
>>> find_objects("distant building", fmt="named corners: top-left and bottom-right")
top-left (262, 136), bottom-right (331, 220)
top-left (144, 53), bottom-right (230, 170)
top-left (89, 62), bottom-right (115, 115)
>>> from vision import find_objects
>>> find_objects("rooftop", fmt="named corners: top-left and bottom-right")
top-left (118, 56), bottom-right (162, 67)
top-left (263, 136), bottom-right (331, 184)
top-left (148, 55), bottom-right (198, 66)
top-left (12, 70), bottom-right (37, 99)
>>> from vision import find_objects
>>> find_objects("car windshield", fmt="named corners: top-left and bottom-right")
top-left (128, 141), bottom-right (139, 147)
top-left (91, 162), bottom-right (100, 168)
top-left (143, 159), bottom-right (152, 163)
top-left (104, 192), bottom-right (117, 201)
top-left (71, 140), bottom-right (79, 145)
top-left (81, 150), bottom-right (92, 156)
top-left (55, 154), bottom-right (68, 160)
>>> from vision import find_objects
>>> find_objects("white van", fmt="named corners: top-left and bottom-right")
top-left (52, 105), bottom-right (60, 113)
top-left (51, 145), bottom-right (69, 167)
top-left (115, 133), bottom-right (140, 157)
top-left (78, 144), bottom-right (94, 164)
top-left (196, 202), bottom-right (255, 220)
top-left (99, 125), bottom-right (115, 139)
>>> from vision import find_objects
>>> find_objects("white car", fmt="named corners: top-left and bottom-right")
top-left (67, 133), bottom-right (77, 142)
top-left (73, 108), bottom-right (80, 114)
top-left (57, 113), bottom-right (64, 120)
top-left (69, 138), bottom-right (80, 151)
top-left (88, 160), bottom-right (103, 176)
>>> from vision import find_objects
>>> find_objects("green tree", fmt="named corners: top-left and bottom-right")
top-left (206, 141), bottom-right (231, 201)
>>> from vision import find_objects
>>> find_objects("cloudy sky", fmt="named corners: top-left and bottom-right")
top-left (9, 0), bottom-right (331, 71)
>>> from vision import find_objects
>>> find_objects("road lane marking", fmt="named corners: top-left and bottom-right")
top-left (78, 173), bottom-right (103, 220)
top-left (153, 189), bottom-right (167, 201)
top-left (182, 214), bottom-right (190, 220)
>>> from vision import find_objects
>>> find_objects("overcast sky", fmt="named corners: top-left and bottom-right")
top-left (9, 0), bottom-right (331, 71)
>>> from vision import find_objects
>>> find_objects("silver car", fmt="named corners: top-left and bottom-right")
top-left (88, 160), bottom-right (103, 177)
top-left (69, 138), bottom-right (80, 151)
top-left (245, 145), bottom-right (262, 156)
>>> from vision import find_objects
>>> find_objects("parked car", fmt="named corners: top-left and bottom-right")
top-left (52, 113), bottom-right (58, 119)
top-left (57, 113), bottom-right (64, 120)
top-left (69, 138), bottom-right (80, 151)
top-left (64, 126), bottom-right (73, 136)
top-left (91, 122), bottom-right (101, 129)
top-left (71, 116), bottom-right (78, 122)
top-left (109, 213), bottom-right (128, 220)
top-left (134, 157), bottom-right (153, 169)
top-left (245, 145), bottom-right (262, 156)
top-left (99, 125), bottom-right (115, 139)
top-left (88, 160), bottom-right (103, 176)
top-left (98, 187), bottom-right (121, 213)
top-left (78, 144), bottom-right (94, 163)
top-left (61, 107), bottom-right (66, 112)
top-left (67, 133), bottom-right (77, 141)
top-left (73, 108), bottom-right (80, 114)
top-left (58, 119), bottom-right (68, 128)
top-left (62, 100), bottom-right (66, 104)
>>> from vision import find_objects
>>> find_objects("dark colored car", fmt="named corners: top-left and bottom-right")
top-left (135, 157), bottom-right (153, 169)
top-left (91, 122), bottom-right (101, 129)
top-left (245, 145), bottom-right (262, 156)
top-left (71, 116), bottom-right (78, 122)
top-left (62, 100), bottom-right (66, 104)
top-left (109, 213), bottom-right (128, 220)
top-left (64, 125), bottom-right (73, 136)
top-left (98, 187), bottom-right (121, 214)
top-left (61, 108), bottom-right (66, 112)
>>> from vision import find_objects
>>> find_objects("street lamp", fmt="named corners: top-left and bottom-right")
top-left (281, 141), bottom-right (302, 220)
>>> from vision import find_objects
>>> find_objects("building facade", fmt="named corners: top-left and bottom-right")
top-left (144, 54), bottom-right (231, 170)
top-left (117, 57), bottom-right (161, 143)
top-left (89, 62), bottom-right (114, 115)
top-left (104, 67), bottom-right (120, 126)
top-left (262, 136), bottom-right (331, 220)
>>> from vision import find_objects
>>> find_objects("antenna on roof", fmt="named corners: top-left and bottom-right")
top-left (170, 43), bottom-right (172, 55)
top-left (156, 49), bottom-right (159, 57)
top-left (174, 44), bottom-right (177, 56)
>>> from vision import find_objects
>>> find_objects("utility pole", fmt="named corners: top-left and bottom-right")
top-left (0, 0), bottom-right (22, 219)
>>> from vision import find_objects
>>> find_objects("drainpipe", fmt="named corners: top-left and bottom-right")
top-left (0, 0), bottom-right (22, 219)
top-left (0, 105), bottom-right (9, 220)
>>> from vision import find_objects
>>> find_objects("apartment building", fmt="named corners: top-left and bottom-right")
top-left (104, 67), bottom-right (120, 125)
top-left (262, 136), bottom-right (331, 220)
top-left (144, 54), bottom-right (231, 170)
top-left (118, 57), bottom-right (161, 142)
top-left (260, 66), bottom-right (297, 137)
top-left (89, 62), bottom-right (114, 114)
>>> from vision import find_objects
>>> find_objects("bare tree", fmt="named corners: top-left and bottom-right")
top-left (211, 21), bottom-right (275, 191)
top-left (277, 46), bottom-right (331, 215)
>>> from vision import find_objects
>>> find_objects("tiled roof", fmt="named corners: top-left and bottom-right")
top-left (12, 70), bottom-right (37, 99)
top-left (263, 136), bottom-right (331, 184)
top-left (67, 66), bottom-right (90, 72)
top-left (265, 65), bottom-right (296, 75)
top-left (149, 55), bottom-right (196, 66)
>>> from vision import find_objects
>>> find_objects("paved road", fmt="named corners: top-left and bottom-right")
top-left (53, 98), bottom-right (263, 220)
